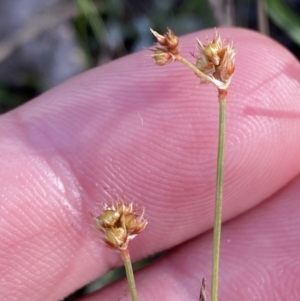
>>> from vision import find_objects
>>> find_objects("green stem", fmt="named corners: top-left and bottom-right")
top-left (121, 248), bottom-right (138, 301)
top-left (175, 54), bottom-right (228, 300)
top-left (211, 89), bottom-right (227, 301)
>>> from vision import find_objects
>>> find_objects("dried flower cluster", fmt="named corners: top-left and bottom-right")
top-left (195, 30), bottom-right (235, 89)
top-left (94, 201), bottom-right (147, 251)
top-left (150, 28), bottom-right (235, 91)
top-left (150, 28), bottom-right (179, 65)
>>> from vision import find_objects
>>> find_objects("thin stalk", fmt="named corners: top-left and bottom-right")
top-left (211, 89), bottom-right (227, 301)
top-left (177, 56), bottom-right (215, 84)
top-left (120, 248), bottom-right (138, 301)
top-left (177, 56), bottom-right (228, 90)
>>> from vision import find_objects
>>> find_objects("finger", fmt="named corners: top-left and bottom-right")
top-left (82, 170), bottom-right (300, 301)
top-left (0, 27), bottom-right (300, 300)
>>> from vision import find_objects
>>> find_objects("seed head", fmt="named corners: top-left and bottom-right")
top-left (195, 29), bottom-right (235, 89)
top-left (150, 28), bottom-right (180, 56)
top-left (95, 200), bottom-right (147, 251)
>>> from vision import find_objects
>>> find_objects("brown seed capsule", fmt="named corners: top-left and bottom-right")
top-left (121, 212), bottom-right (147, 235)
top-left (98, 210), bottom-right (120, 228)
top-left (104, 227), bottom-right (128, 250)
top-left (151, 48), bottom-right (174, 66)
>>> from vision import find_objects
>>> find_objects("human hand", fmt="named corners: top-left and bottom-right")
top-left (1, 28), bottom-right (299, 301)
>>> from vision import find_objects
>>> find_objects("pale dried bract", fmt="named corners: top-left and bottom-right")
top-left (150, 48), bottom-right (175, 66)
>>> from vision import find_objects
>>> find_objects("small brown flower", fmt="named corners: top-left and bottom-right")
top-left (121, 210), bottom-right (147, 235)
top-left (151, 48), bottom-right (174, 66)
top-left (197, 32), bottom-right (223, 66)
top-left (219, 45), bottom-right (235, 82)
top-left (195, 29), bottom-right (235, 89)
top-left (95, 209), bottom-right (120, 229)
top-left (150, 28), bottom-right (180, 56)
top-left (94, 200), bottom-right (147, 251)
top-left (104, 227), bottom-right (127, 250)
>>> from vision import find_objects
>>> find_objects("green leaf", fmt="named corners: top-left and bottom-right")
top-left (264, 0), bottom-right (300, 46)
top-left (76, 0), bottom-right (105, 45)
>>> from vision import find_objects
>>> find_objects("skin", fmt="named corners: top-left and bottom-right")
top-left (0, 28), bottom-right (299, 301)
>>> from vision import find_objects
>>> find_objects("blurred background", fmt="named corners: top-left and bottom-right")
top-left (0, 0), bottom-right (299, 299)
top-left (0, 0), bottom-right (299, 114)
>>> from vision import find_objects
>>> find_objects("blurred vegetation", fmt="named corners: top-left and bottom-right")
top-left (264, 0), bottom-right (300, 45)
top-left (0, 0), bottom-right (299, 114)
top-left (0, 0), bottom-right (299, 299)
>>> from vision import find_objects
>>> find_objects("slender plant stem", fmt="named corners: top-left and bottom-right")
top-left (211, 89), bottom-right (227, 301)
top-left (177, 56), bottom-right (215, 84)
top-left (120, 248), bottom-right (138, 301)
top-left (177, 54), bottom-right (228, 300)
